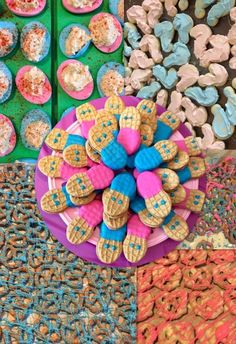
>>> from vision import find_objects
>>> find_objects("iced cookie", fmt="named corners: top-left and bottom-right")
top-left (109, 0), bottom-right (124, 25)
top-left (155, 289), bottom-right (188, 320)
top-left (103, 172), bottom-right (136, 218)
top-left (103, 211), bottom-right (128, 230)
top-left (154, 168), bottom-right (180, 192)
top-left (177, 157), bottom-right (206, 183)
top-left (20, 109), bottom-right (51, 151)
top-left (136, 99), bottom-right (157, 132)
top-left (169, 185), bottom-right (205, 213)
top-left (162, 150), bottom-right (190, 170)
top-left (140, 124), bottom-right (154, 147)
top-left (135, 140), bottom-right (178, 172)
top-left (123, 214), bottom-right (151, 263)
top-left (62, 0), bottom-right (103, 14)
top-left (130, 196), bottom-right (163, 228)
top-left (189, 289), bottom-right (224, 320)
top-left (153, 111), bottom-right (180, 142)
top-left (95, 109), bottom-right (118, 133)
top-left (104, 95), bottom-right (126, 121)
top-left (161, 210), bottom-right (189, 241)
top-left (89, 13), bottom-right (122, 53)
top-left (66, 200), bottom-right (103, 245)
top-left (0, 62), bottom-right (12, 104)
top-left (45, 128), bottom-right (86, 154)
top-left (0, 114), bottom-right (16, 157)
top-left (6, 0), bottom-right (46, 16)
top-left (21, 21), bottom-right (50, 62)
top-left (158, 321), bottom-right (195, 344)
top-left (16, 66), bottom-right (52, 104)
top-left (85, 140), bottom-right (101, 163)
top-left (0, 21), bottom-right (18, 57)
top-left (117, 106), bottom-right (141, 155)
top-left (97, 62), bottom-right (125, 97)
top-left (66, 164), bottom-right (114, 198)
top-left (137, 171), bottom-right (172, 218)
top-left (174, 136), bottom-right (201, 156)
top-left (59, 24), bottom-right (91, 59)
top-left (88, 124), bottom-right (127, 170)
top-left (96, 222), bottom-right (127, 264)
top-left (76, 102), bottom-right (97, 139)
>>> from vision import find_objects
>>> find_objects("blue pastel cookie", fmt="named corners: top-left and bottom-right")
top-left (21, 21), bottom-right (50, 62)
top-left (176, 157), bottom-right (206, 183)
top-left (163, 42), bottom-right (191, 68)
top-left (97, 222), bottom-right (127, 264)
top-left (0, 62), bottom-right (12, 104)
top-left (20, 109), bottom-right (51, 151)
top-left (154, 21), bottom-right (174, 53)
top-left (97, 62), bottom-right (125, 98)
top-left (109, 0), bottom-right (124, 25)
top-left (153, 65), bottom-right (178, 89)
top-left (0, 21), bottom-right (18, 57)
top-left (173, 13), bottom-right (193, 44)
top-left (184, 86), bottom-right (219, 106)
top-left (59, 24), bottom-right (91, 58)
top-left (211, 104), bottom-right (235, 140)
top-left (153, 112), bottom-right (180, 142)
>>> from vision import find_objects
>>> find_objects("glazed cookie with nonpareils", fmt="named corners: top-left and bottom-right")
top-left (104, 95), bottom-right (126, 120)
top-left (76, 102), bottom-right (97, 139)
top-left (174, 136), bottom-right (202, 156)
top-left (154, 168), bottom-right (180, 192)
top-left (136, 99), bottom-right (157, 131)
top-left (169, 186), bottom-right (206, 213)
top-left (66, 164), bottom-right (114, 198)
top-left (176, 157), bottom-right (206, 184)
top-left (66, 200), bottom-right (103, 245)
top-left (153, 111), bottom-right (180, 142)
top-left (45, 128), bottom-right (86, 152)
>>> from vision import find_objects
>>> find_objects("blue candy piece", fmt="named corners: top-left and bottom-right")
top-left (224, 86), bottom-right (236, 125)
top-left (59, 24), bottom-right (91, 58)
top-left (137, 81), bottom-right (161, 99)
top-left (195, 0), bottom-right (216, 18)
top-left (154, 21), bottom-right (174, 53)
top-left (111, 172), bottom-right (136, 199)
top-left (135, 146), bottom-right (163, 172)
top-left (153, 65), bottom-right (178, 89)
top-left (176, 167), bottom-right (192, 184)
top-left (211, 104), bottom-right (235, 140)
top-left (153, 120), bottom-right (173, 142)
top-left (101, 140), bottom-right (128, 170)
top-left (207, 0), bottom-right (235, 27)
top-left (0, 21), bottom-right (18, 57)
top-left (163, 42), bottom-right (191, 68)
top-left (97, 62), bottom-right (125, 97)
top-left (100, 222), bottom-right (127, 241)
top-left (109, 0), bottom-right (124, 25)
top-left (124, 23), bottom-right (141, 50)
top-left (0, 62), bottom-right (12, 104)
top-left (21, 21), bottom-right (50, 62)
top-left (61, 106), bottom-right (76, 119)
top-left (184, 86), bottom-right (219, 106)
top-left (65, 134), bottom-right (86, 148)
top-left (173, 13), bottom-right (193, 44)
top-left (130, 196), bottom-right (146, 214)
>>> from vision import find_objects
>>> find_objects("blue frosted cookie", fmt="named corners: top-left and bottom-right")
top-left (0, 21), bottom-right (18, 57)
top-left (97, 62), bottom-right (125, 97)
top-left (59, 24), bottom-right (91, 58)
top-left (0, 62), bottom-right (12, 104)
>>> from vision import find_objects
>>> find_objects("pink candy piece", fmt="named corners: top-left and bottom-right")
top-left (117, 128), bottom-right (141, 155)
top-left (87, 164), bottom-right (114, 190)
top-left (81, 120), bottom-right (95, 139)
top-left (137, 171), bottom-right (162, 199)
top-left (79, 200), bottom-right (103, 228)
top-left (127, 214), bottom-right (151, 239)
top-left (61, 165), bottom-right (87, 180)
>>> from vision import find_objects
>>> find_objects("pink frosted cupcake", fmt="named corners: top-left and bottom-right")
top-left (6, 0), bottom-right (46, 17)
top-left (16, 66), bottom-right (52, 104)
top-left (0, 114), bottom-right (16, 157)
top-left (62, 0), bottom-right (103, 14)
top-left (57, 60), bottom-right (94, 100)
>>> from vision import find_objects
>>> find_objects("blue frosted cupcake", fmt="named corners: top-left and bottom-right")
top-left (59, 24), bottom-right (91, 58)
top-left (97, 62), bottom-right (125, 97)
top-left (0, 21), bottom-right (18, 57)
top-left (0, 62), bottom-right (12, 104)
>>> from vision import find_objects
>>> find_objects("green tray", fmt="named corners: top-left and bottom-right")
top-left (0, 0), bottom-right (123, 163)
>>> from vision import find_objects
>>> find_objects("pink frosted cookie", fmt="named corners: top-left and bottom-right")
top-left (62, 0), bottom-right (103, 14)
top-left (67, 200), bottom-right (103, 245)
top-left (137, 171), bottom-right (172, 218)
top-left (57, 60), bottom-right (94, 100)
top-left (6, 0), bottom-right (46, 17)
top-left (16, 66), bottom-right (52, 104)
top-left (0, 114), bottom-right (16, 157)
top-left (123, 214), bottom-right (151, 263)
top-left (89, 12), bottom-right (122, 53)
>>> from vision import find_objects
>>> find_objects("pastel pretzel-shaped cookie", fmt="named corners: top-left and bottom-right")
top-left (137, 171), bottom-right (172, 218)
top-left (103, 172), bottom-right (136, 217)
top-left (95, 109), bottom-right (118, 133)
top-left (135, 140), bottom-right (178, 172)
top-left (154, 168), bottom-right (180, 192)
top-left (117, 107), bottom-right (141, 155)
top-left (104, 95), bottom-right (126, 121)
top-left (161, 210), bottom-right (189, 241)
top-left (76, 102), bottom-right (97, 139)
top-left (162, 150), bottom-right (190, 170)
top-left (45, 128), bottom-right (86, 151)
top-left (66, 200), bottom-right (103, 245)
top-left (66, 164), bottom-right (114, 198)
top-left (123, 214), bottom-right (151, 263)
top-left (89, 124), bottom-right (128, 170)
top-left (153, 111), bottom-right (180, 142)
top-left (96, 222), bottom-right (127, 264)
top-left (169, 185), bottom-right (206, 213)
top-left (176, 157), bottom-right (206, 183)
top-left (137, 99), bottom-right (158, 132)
top-left (174, 136), bottom-right (201, 156)
top-left (130, 196), bottom-right (163, 228)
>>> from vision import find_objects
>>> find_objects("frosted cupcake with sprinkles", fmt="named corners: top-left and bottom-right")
top-left (0, 114), bottom-right (16, 157)
top-left (0, 62), bottom-right (12, 104)
top-left (62, 0), bottom-right (103, 14)
top-left (16, 66), bottom-right (52, 104)
top-left (59, 24), bottom-right (91, 59)
top-left (6, 0), bottom-right (46, 16)
top-left (20, 22), bottom-right (50, 62)
top-left (97, 62), bottom-right (125, 97)
top-left (89, 12), bottom-right (122, 53)
top-left (57, 60), bottom-right (94, 100)
top-left (0, 21), bottom-right (18, 57)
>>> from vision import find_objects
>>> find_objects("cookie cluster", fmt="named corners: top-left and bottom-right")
top-left (39, 96), bottom-right (206, 264)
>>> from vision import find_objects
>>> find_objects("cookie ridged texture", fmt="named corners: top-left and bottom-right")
top-left (140, 124), bottom-right (154, 147)
top-left (70, 192), bottom-right (96, 206)
top-left (188, 157), bottom-right (206, 178)
top-left (120, 107), bottom-right (141, 130)
top-left (103, 188), bottom-right (130, 218)
top-left (186, 190), bottom-right (206, 213)
top-left (155, 168), bottom-right (180, 192)
top-left (45, 128), bottom-right (68, 151)
top-left (137, 99), bottom-right (157, 130)
top-left (167, 150), bottom-right (190, 170)
top-left (96, 238), bottom-right (123, 264)
top-left (103, 211), bottom-right (128, 230)
top-left (154, 140), bottom-right (178, 162)
top-left (159, 111), bottom-right (180, 131)
top-left (105, 95), bottom-right (126, 116)
top-left (66, 173), bottom-right (94, 197)
top-left (139, 209), bottom-right (163, 228)
top-left (76, 102), bottom-right (97, 122)
top-left (185, 136), bottom-right (202, 156)
top-left (67, 217), bottom-right (94, 244)
top-left (168, 185), bottom-right (187, 204)
top-left (146, 191), bottom-right (172, 218)
top-left (162, 214), bottom-right (189, 241)
top-left (89, 125), bottom-right (114, 153)
top-left (95, 110), bottom-right (118, 132)
top-left (41, 189), bottom-right (67, 213)
top-left (38, 156), bottom-right (63, 178)
top-left (63, 144), bottom-right (88, 168)
top-left (85, 141), bottom-right (101, 163)
top-left (123, 235), bottom-right (147, 263)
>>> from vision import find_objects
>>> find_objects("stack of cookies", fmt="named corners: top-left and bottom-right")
top-left (39, 96), bottom-right (206, 264)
